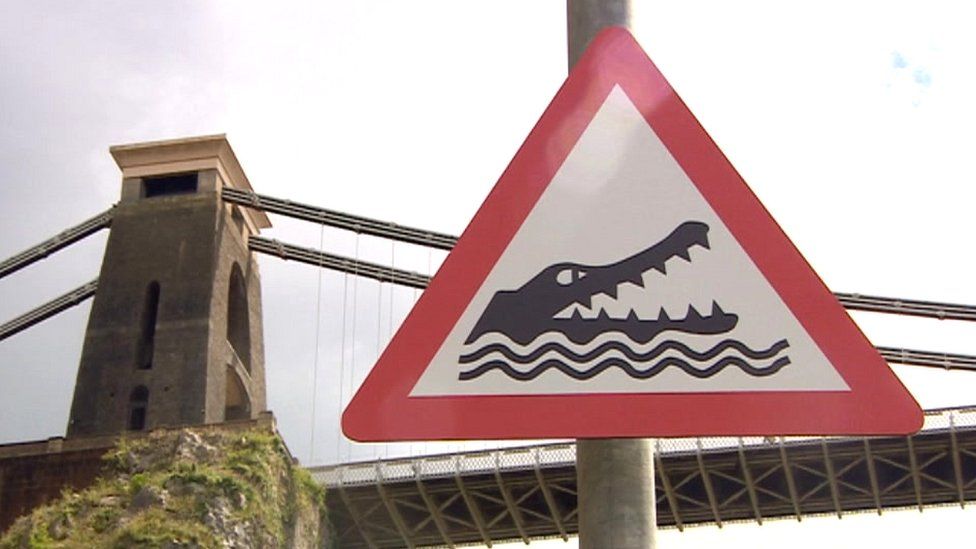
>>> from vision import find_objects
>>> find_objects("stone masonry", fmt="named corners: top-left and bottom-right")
top-left (66, 135), bottom-right (271, 437)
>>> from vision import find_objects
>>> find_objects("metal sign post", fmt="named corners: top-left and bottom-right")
top-left (577, 438), bottom-right (656, 548)
top-left (568, 3), bottom-right (657, 548)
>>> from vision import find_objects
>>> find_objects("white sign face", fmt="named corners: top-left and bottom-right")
top-left (411, 86), bottom-right (850, 397)
top-left (344, 27), bottom-right (920, 442)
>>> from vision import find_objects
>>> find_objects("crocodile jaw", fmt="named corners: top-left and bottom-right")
top-left (465, 221), bottom-right (714, 345)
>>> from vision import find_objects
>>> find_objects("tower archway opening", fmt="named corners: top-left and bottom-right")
top-left (224, 367), bottom-right (250, 421)
top-left (128, 385), bottom-right (149, 431)
top-left (227, 264), bottom-right (251, 373)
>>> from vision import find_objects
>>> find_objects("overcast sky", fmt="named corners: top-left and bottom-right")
top-left (2, 1), bottom-right (976, 546)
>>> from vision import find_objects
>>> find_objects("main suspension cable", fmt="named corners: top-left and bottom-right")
top-left (231, 190), bottom-right (976, 324)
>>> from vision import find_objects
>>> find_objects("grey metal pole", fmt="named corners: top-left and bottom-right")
top-left (577, 438), bottom-right (657, 548)
top-left (567, 0), bottom-right (632, 67)
top-left (568, 1), bottom-right (657, 548)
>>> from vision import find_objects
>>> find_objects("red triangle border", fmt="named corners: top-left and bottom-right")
top-left (342, 27), bottom-right (923, 441)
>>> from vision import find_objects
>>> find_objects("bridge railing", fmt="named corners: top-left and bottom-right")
top-left (308, 405), bottom-right (976, 488)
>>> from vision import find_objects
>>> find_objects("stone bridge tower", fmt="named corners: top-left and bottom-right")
top-left (67, 135), bottom-right (271, 437)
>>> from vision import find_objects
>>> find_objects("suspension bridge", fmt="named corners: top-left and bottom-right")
top-left (2, 182), bottom-right (976, 547)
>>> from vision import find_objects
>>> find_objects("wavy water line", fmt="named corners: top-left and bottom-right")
top-left (459, 338), bottom-right (789, 365)
top-left (458, 355), bottom-right (792, 381)
top-left (462, 326), bottom-right (748, 357)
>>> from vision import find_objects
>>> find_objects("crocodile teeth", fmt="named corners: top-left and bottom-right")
top-left (570, 307), bottom-right (584, 321)
top-left (651, 262), bottom-right (667, 275)
top-left (711, 300), bottom-right (725, 315)
top-left (626, 310), bottom-right (639, 322)
top-left (596, 308), bottom-right (610, 321)
top-left (657, 308), bottom-right (671, 322)
top-left (676, 248), bottom-right (691, 261)
top-left (604, 286), bottom-right (618, 299)
top-left (624, 273), bottom-right (644, 287)
top-left (686, 305), bottom-right (702, 320)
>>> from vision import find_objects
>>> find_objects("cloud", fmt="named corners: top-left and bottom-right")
top-left (886, 50), bottom-right (934, 107)
top-left (892, 51), bottom-right (908, 68)
top-left (913, 68), bottom-right (933, 86)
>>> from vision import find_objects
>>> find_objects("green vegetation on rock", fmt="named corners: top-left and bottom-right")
top-left (0, 427), bottom-right (329, 548)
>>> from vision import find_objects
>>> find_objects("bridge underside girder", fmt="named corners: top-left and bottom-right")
top-left (315, 418), bottom-right (976, 548)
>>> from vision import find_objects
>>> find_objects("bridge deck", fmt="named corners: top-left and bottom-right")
top-left (309, 407), bottom-right (976, 548)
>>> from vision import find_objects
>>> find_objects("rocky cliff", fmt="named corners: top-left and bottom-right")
top-left (0, 427), bottom-right (329, 548)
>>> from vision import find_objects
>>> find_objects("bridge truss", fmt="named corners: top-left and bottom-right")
top-left (311, 407), bottom-right (976, 548)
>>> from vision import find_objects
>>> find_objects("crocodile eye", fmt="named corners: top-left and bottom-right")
top-left (556, 268), bottom-right (573, 286)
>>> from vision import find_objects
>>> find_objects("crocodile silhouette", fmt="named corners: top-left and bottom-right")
top-left (464, 221), bottom-right (740, 346)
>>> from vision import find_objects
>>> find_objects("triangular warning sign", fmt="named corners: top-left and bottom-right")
top-left (343, 27), bottom-right (923, 441)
